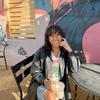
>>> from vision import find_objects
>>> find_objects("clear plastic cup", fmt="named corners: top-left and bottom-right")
top-left (51, 81), bottom-right (65, 99)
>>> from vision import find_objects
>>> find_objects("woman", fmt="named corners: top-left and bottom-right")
top-left (28, 25), bottom-right (80, 100)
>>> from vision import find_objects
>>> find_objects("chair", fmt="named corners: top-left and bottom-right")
top-left (0, 41), bottom-right (8, 69)
top-left (11, 54), bottom-right (34, 100)
top-left (0, 25), bottom-right (8, 69)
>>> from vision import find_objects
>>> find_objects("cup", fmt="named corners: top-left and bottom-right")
top-left (51, 81), bottom-right (65, 99)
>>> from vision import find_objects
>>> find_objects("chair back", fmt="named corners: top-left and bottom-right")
top-left (11, 54), bottom-right (34, 100)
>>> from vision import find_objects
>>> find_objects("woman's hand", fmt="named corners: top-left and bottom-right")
top-left (44, 79), bottom-right (53, 91)
top-left (60, 38), bottom-right (72, 52)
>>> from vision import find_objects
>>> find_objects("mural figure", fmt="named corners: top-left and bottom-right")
top-left (35, 0), bottom-right (100, 64)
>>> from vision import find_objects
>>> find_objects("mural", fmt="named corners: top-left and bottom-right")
top-left (0, 0), bottom-right (6, 16)
top-left (0, 0), bottom-right (100, 64)
top-left (35, 0), bottom-right (100, 64)
top-left (0, 0), bottom-right (6, 41)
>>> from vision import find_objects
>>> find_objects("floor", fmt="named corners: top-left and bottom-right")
top-left (0, 65), bottom-right (100, 100)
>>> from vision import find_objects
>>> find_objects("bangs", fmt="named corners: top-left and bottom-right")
top-left (46, 26), bottom-right (64, 37)
top-left (47, 28), bottom-right (57, 36)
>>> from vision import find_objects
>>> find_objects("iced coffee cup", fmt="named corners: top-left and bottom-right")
top-left (51, 81), bottom-right (65, 99)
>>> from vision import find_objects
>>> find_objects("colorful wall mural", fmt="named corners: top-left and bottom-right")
top-left (0, 0), bottom-right (6, 35)
top-left (0, 0), bottom-right (100, 65)
top-left (35, 0), bottom-right (100, 64)
top-left (0, 0), bottom-right (6, 16)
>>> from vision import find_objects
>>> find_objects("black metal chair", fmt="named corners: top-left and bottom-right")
top-left (11, 54), bottom-right (34, 100)
top-left (0, 41), bottom-right (8, 69)
top-left (0, 24), bottom-right (8, 70)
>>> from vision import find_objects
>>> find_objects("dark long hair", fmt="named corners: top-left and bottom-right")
top-left (44, 25), bottom-right (65, 56)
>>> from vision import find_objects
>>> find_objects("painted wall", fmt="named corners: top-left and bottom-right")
top-left (0, 0), bottom-right (50, 65)
top-left (0, 0), bottom-right (100, 66)
top-left (0, 14), bottom-right (50, 65)
top-left (35, 0), bottom-right (100, 64)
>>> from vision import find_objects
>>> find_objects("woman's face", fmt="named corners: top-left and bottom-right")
top-left (49, 33), bottom-right (62, 48)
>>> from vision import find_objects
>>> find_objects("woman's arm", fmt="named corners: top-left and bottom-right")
top-left (68, 52), bottom-right (80, 73)
top-left (60, 38), bottom-right (80, 72)
top-left (31, 50), bottom-right (46, 84)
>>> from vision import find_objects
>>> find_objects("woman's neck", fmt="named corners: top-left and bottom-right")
top-left (52, 47), bottom-right (60, 57)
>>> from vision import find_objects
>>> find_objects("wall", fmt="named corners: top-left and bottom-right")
top-left (0, 0), bottom-right (100, 66)
top-left (0, 13), bottom-right (50, 65)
